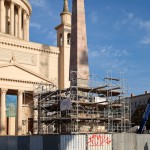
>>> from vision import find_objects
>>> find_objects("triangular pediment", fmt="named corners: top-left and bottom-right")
top-left (0, 63), bottom-right (54, 85)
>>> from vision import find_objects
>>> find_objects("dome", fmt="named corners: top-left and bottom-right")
top-left (0, 0), bottom-right (32, 41)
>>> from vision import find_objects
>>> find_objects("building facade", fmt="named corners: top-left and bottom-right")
top-left (130, 91), bottom-right (150, 128)
top-left (0, 0), bottom-right (71, 135)
top-left (130, 91), bottom-right (150, 114)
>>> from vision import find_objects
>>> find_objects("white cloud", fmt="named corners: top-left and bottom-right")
top-left (123, 12), bottom-right (134, 24)
top-left (89, 45), bottom-right (131, 72)
top-left (89, 50), bottom-right (99, 58)
top-left (47, 31), bottom-right (57, 46)
top-left (29, 0), bottom-right (47, 9)
top-left (30, 22), bottom-right (41, 30)
top-left (138, 20), bottom-right (150, 31)
top-left (29, 0), bottom-right (54, 18)
top-left (114, 11), bottom-right (150, 45)
top-left (114, 12), bottom-right (134, 30)
top-left (136, 20), bottom-right (150, 45)
top-left (89, 45), bottom-right (128, 58)
top-left (127, 13), bottom-right (134, 20)
top-left (90, 11), bottom-right (99, 23)
top-left (105, 6), bottom-right (111, 11)
top-left (141, 37), bottom-right (150, 45)
top-left (30, 22), bottom-right (51, 34)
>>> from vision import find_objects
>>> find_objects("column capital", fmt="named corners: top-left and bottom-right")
top-left (18, 90), bottom-right (24, 95)
top-left (17, 5), bottom-right (22, 10)
top-left (1, 88), bottom-right (8, 94)
top-left (23, 11), bottom-right (27, 20)
top-left (10, 0), bottom-right (14, 5)
top-left (23, 10), bottom-right (27, 14)
top-left (26, 14), bottom-right (30, 19)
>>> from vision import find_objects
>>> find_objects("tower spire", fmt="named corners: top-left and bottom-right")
top-left (60, 0), bottom-right (71, 25)
top-left (63, 0), bottom-right (69, 12)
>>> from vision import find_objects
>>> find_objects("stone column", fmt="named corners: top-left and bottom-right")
top-left (23, 11), bottom-right (27, 40)
top-left (0, 88), bottom-right (7, 135)
top-left (33, 96), bottom-right (38, 134)
top-left (10, 1), bottom-right (14, 36)
top-left (17, 90), bottom-right (23, 135)
top-left (18, 6), bottom-right (22, 38)
top-left (0, 0), bottom-right (5, 33)
top-left (26, 14), bottom-right (29, 41)
top-left (14, 12), bottom-right (18, 37)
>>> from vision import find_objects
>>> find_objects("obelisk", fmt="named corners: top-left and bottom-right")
top-left (70, 0), bottom-right (89, 82)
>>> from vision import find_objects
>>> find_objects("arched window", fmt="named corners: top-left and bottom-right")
top-left (67, 33), bottom-right (71, 45)
top-left (59, 33), bottom-right (63, 46)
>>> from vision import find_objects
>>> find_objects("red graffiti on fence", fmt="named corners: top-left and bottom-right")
top-left (87, 134), bottom-right (111, 146)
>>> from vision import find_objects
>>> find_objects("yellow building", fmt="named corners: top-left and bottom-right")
top-left (0, 0), bottom-right (71, 135)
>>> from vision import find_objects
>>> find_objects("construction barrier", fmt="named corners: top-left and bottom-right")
top-left (0, 133), bottom-right (150, 150)
top-left (60, 135), bottom-right (86, 150)
top-left (0, 134), bottom-right (112, 150)
top-left (136, 134), bottom-right (150, 150)
top-left (113, 133), bottom-right (136, 150)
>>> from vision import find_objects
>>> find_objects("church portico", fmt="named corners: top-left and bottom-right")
top-left (0, 0), bottom-right (71, 135)
top-left (0, 62), bottom-right (54, 135)
top-left (0, 88), bottom-right (31, 135)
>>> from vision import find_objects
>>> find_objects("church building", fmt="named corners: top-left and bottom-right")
top-left (0, 0), bottom-right (71, 135)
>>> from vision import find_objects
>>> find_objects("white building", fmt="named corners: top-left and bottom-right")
top-left (130, 91), bottom-right (150, 114)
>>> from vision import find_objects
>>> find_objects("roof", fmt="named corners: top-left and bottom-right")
top-left (0, 62), bottom-right (55, 86)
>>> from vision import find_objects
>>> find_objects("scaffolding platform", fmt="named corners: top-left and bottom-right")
top-left (33, 71), bottom-right (131, 134)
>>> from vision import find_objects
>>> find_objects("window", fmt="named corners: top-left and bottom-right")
top-left (67, 33), bottom-right (71, 45)
top-left (59, 33), bottom-right (63, 46)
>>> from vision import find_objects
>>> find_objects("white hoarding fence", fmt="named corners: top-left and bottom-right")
top-left (87, 134), bottom-right (112, 150)
top-left (61, 135), bottom-right (86, 150)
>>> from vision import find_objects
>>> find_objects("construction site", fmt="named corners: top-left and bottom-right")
top-left (33, 71), bottom-right (131, 134)
top-left (1, 0), bottom-right (150, 149)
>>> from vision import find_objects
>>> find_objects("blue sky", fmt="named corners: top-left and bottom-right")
top-left (29, 0), bottom-right (150, 96)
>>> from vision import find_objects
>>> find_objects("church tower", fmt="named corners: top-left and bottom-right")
top-left (55, 0), bottom-right (71, 89)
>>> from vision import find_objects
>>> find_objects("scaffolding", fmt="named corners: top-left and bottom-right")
top-left (34, 71), bottom-right (131, 134)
